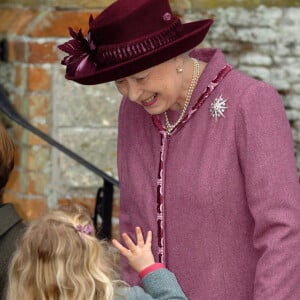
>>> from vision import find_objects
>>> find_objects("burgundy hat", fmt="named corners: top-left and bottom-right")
top-left (58, 0), bottom-right (213, 85)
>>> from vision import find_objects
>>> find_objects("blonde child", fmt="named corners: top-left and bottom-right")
top-left (6, 204), bottom-right (187, 300)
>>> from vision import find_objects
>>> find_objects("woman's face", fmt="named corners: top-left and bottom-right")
top-left (115, 57), bottom-right (186, 115)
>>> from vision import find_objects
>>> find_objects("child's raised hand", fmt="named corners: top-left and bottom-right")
top-left (112, 226), bottom-right (155, 273)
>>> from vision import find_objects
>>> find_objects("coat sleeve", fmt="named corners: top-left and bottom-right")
top-left (124, 269), bottom-right (188, 300)
top-left (235, 80), bottom-right (300, 299)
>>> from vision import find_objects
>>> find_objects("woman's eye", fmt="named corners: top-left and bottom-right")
top-left (136, 76), bottom-right (147, 82)
top-left (115, 80), bottom-right (124, 85)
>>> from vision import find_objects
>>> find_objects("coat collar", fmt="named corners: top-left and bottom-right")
top-left (0, 203), bottom-right (23, 236)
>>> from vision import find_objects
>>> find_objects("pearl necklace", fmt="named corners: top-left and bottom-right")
top-left (164, 58), bottom-right (200, 135)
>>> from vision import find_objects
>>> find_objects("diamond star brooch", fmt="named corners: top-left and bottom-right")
top-left (210, 95), bottom-right (228, 122)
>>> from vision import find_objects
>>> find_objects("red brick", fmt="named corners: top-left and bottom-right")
top-left (28, 94), bottom-right (49, 117)
top-left (0, 8), bottom-right (37, 35)
top-left (8, 40), bottom-right (27, 63)
top-left (15, 65), bottom-right (23, 88)
top-left (27, 126), bottom-right (48, 145)
top-left (0, 9), bottom-right (19, 34)
top-left (4, 169), bottom-right (21, 194)
top-left (15, 9), bottom-right (37, 35)
top-left (28, 42), bottom-right (59, 64)
top-left (27, 67), bottom-right (51, 91)
top-left (29, 11), bottom-right (98, 38)
top-left (13, 9), bottom-right (37, 35)
top-left (25, 171), bottom-right (49, 195)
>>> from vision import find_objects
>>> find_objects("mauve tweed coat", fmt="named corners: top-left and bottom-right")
top-left (117, 48), bottom-right (300, 299)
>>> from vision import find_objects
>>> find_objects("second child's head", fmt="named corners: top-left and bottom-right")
top-left (7, 204), bottom-right (118, 300)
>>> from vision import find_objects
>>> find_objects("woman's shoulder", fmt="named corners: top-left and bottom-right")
top-left (224, 68), bottom-right (282, 107)
top-left (228, 67), bottom-right (276, 91)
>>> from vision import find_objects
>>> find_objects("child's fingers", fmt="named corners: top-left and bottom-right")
top-left (112, 239), bottom-right (130, 256)
top-left (145, 230), bottom-right (152, 247)
top-left (121, 232), bottom-right (137, 251)
top-left (135, 226), bottom-right (145, 246)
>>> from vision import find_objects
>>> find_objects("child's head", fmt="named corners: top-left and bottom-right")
top-left (7, 204), bottom-right (118, 300)
top-left (0, 123), bottom-right (14, 196)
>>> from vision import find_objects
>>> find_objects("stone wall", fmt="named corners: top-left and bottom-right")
top-left (0, 2), bottom-right (299, 237)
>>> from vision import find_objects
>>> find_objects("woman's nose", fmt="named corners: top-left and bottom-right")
top-left (127, 82), bottom-right (142, 102)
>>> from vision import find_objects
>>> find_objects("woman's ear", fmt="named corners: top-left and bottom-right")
top-left (174, 55), bottom-right (184, 72)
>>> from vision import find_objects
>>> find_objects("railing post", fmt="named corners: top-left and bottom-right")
top-left (94, 180), bottom-right (113, 240)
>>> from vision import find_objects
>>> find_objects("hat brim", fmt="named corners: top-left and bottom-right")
top-left (65, 19), bottom-right (213, 85)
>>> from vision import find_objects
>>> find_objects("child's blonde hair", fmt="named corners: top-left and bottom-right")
top-left (6, 204), bottom-right (120, 300)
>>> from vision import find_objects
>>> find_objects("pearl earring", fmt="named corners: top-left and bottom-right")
top-left (176, 66), bottom-right (183, 73)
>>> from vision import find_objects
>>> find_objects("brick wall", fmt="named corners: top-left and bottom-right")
top-left (0, 7), bottom-right (117, 227)
top-left (0, 1), bottom-right (299, 239)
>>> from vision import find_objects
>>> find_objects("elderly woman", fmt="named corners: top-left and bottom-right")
top-left (58, 0), bottom-right (300, 299)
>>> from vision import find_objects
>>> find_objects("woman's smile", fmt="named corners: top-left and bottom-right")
top-left (141, 94), bottom-right (158, 107)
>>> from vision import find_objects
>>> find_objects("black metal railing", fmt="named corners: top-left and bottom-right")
top-left (0, 84), bottom-right (119, 240)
